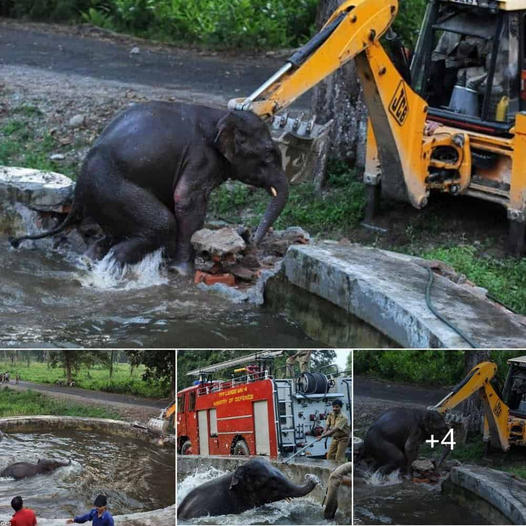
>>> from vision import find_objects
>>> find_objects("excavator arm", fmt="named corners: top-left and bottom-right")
top-left (431, 361), bottom-right (510, 451)
top-left (229, 0), bottom-right (437, 208)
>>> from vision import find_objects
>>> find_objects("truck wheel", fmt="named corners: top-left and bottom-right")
top-left (233, 439), bottom-right (250, 456)
top-left (181, 440), bottom-right (192, 455)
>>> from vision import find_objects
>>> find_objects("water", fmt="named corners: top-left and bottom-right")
top-left (1, 237), bottom-right (392, 347)
top-left (354, 470), bottom-right (490, 525)
top-left (0, 239), bottom-right (319, 347)
top-left (177, 467), bottom-right (330, 525)
top-left (0, 430), bottom-right (175, 519)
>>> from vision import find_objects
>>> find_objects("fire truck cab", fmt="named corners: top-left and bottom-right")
top-left (177, 351), bottom-right (351, 459)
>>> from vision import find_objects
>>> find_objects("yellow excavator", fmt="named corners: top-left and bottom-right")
top-left (229, 0), bottom-right (526, 254)
top-left (431, 356), bottom-right (526, 451)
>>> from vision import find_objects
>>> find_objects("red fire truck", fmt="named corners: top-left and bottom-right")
top-left (177, 351), bottom-right (351, 458)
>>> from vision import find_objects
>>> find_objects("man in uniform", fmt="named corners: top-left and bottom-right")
top-left (316, 399), bottom-right (350, 463)
top-left (285, 350), bottom-right (312, 377)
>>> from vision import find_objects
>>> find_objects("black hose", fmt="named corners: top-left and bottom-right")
top-left (425, 267), bottom-right (477, 348)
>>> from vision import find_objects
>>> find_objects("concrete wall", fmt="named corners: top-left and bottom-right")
top-left (444, 464), bottom-right (526, 525)
top-left (177, 455), bottom-right (351, 518)
top-left (0, 416), bottom-right (175, 526)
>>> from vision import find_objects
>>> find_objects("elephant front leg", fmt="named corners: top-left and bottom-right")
top-left (172, 186), bottom-right (208, 277)
top-left (403, 430), bottom-right (422, 475)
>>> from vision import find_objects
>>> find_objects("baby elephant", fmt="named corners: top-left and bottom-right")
top-left (177, 458), bottom-right (318, 519)
top-left (10, 102), bottom-right (289, 276)
top-left (362, 407), bottom-right (449, 475)
top-left (1, 459), bottom-right (71, 480)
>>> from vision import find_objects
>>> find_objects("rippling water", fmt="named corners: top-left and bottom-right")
top-left (0, 430), bottom-right (175, 519)
top-left (354, 469), bottom-right (490, 525)
top-left (177, 467), bottom-right (329, 525)
top-left (1, 239), bottom-right (319, 347)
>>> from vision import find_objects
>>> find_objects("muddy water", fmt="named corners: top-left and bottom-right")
top-left (1, 238), bottom-right (391, 347)
top-left (0, 430), bottom-right (175, 518)
top-left (354, 471), bottom-right (490, 525)
top-left (1, 240), bottom-right (318, 347)
top-left (177, 467), bottom-right (338, 525)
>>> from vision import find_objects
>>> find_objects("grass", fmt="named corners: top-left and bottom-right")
top-left (0, 361), bottom-right (169, 398)
top-left (419, 245), bottom-right (526, 314)
top-left (0, 111), bottom-right (78, 179)
top-left (0, 387), bottom-right (120, 419)
top-left (209, 161), bottom-right (366, 237)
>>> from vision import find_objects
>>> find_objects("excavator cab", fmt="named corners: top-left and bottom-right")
top-left (501, 356), bottom-right (526, 417)
top-left (411, 0), bottom-right (521, 129)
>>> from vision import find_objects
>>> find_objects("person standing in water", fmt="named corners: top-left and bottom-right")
top-left (66, 495), bottom-right (114, 526)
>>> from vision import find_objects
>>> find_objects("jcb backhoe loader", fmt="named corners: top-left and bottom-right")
top-left (229, 0), bottom-right (526, 254)
top-left (431, 356), bottom-right (526, 451)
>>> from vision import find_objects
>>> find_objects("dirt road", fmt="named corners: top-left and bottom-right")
top-left (5, 379), bottom-right (168, 422)
top-left (0, 19), bottom-right (308, 108)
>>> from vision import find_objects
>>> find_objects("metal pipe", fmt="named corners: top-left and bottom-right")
top-left (244, 63), bottom-right (293, 104)
top-left (283, 442), bottom-right (315, 463)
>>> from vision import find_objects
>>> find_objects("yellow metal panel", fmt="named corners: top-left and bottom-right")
top-left (509, 113), bottom-right (526, 214)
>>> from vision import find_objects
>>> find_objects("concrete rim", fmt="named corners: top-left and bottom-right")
top-left (0, 415), bottom-right (175, 525)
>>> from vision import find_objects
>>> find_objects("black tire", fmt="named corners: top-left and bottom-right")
top-left (233, 439), bottom-right (250, 456)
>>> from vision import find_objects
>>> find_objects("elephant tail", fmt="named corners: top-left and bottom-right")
top-left (9, 201), bottom-right (82, 248)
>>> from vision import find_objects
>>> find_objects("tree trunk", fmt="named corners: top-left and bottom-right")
top-left (461, 350), bottom-right (491, 435)
top-left (311, 0), bottom-right (368, 185)
top-left (109, 351), bottom-right (115, 379)
top-left (64, 352), bottom-right (73, 385)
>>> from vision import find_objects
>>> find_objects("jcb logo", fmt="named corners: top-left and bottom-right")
top-left (389, 81), bottom-right (408, 126)
top-left (494, 400), bottom-right (502, 417)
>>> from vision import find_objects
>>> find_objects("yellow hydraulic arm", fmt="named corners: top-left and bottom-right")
top-left (229, 0), bottom-right (436, 208)
top-left (431, 361), bottom-right (510, 451)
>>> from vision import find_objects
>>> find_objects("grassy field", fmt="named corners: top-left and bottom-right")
top-left (0, 387), bottom-right (119, 419)
top-left (0, 361), bottom-right (169, 399)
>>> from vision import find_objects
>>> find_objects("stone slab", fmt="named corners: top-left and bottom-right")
top-left (447, 464), bottom-right (526, 525)
top-left (0, 165), bottom-right (73, 212)
top-left (282, 242), bottom-right (526, 348)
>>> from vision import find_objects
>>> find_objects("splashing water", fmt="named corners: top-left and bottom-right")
top-left (365, 469), bottom-right (403, 487)
top-left (79, 249), bottom-right (168, 290)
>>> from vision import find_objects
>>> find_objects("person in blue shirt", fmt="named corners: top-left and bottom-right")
top-left (66, 495), bottom-right (114, 526)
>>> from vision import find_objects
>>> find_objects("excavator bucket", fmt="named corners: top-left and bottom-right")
top-left (269, 113), bottom-right (333, 184)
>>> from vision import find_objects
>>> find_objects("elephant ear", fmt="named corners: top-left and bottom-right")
top-left (214, 113), bottom-right (238, 164)
top-left (229, 466), bottom-right (245, 490)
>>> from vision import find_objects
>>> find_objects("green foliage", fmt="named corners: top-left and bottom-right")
top-left (4, 0), bottom-right (317, 48)
top-left (150, 0), bottom-right (318, 48)
top-left (208, 164), bottom-right (366, 237)
top-left (0, 360), bottom-right (169, 398)
top-left (0, 387), bottom-right (119, 418)
top-left (421, 245), bottom-right (526, 315)
top-left (393, 0), bottom-right (427, 48)
top-left (353, 350), bottom-right (465, 385)
top-left (0, 115), bottom-right (75, 178)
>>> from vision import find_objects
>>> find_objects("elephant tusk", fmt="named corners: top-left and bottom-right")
top-left (270, 186), bottom-right (278, 197)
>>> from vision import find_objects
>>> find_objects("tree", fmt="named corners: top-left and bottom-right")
top-left (47, 351), bottom-right (105, 384)
top-left (126, 350), bottom-right (176, 398)
top-left (310, 0), bottom-right (368, 183)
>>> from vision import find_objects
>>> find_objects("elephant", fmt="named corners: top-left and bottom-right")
top-left (177, 458), bottom-right (318, 519)
top-left (10, 101), bottom-right (289, 276)
top-left (1, 459), bottom-right (71, 480)
top-left (361, 407), bottom-right (450, 475)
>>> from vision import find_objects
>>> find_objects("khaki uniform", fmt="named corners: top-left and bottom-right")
top-left (324, 462), bottom-right (352, 519)
top-left (325, 411), bottom-right (350, 463)
top-left (286, 350), bottom-right (312, 376)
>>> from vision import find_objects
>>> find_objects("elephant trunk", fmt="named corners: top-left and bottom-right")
top-left (252, 176), bottom-right (289, 245)
top-left (435, 444), bottom-right (450, 469)
top-left (284, 475), bottom-right (318, 498)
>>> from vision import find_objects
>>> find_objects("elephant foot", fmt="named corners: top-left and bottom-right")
top-left (169, 260), bottom-right (194, 277)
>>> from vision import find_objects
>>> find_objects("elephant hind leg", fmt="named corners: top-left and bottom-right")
top-left (371, 441), bottom-right (406, 475)
top-left (84, 171), bottom-right (176, 265)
